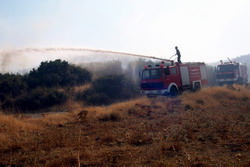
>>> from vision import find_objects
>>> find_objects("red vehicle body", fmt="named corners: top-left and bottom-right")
top-left (216, 61), bottom-right (248, 85)
top-left (140, 62), bottom-right (208, 96)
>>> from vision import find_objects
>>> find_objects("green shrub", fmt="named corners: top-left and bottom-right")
top-left (92, 74), bottom-right (139, 100)
top-left (27, 59), bottom-right (92, 88)
top-left (86, 93), bottom-right (111, 105)
top-left (75, 74), bottom-right (139, 106)
top-left (3, 88), bottom-right (68, 111)
top-left (0, 73), bottom-right (27, 101)
top-left (75, 88), bottom-right (95, 101)
top-left (92, 75), bottom-right (124, 99)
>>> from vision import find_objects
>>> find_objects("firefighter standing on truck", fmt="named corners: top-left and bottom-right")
top-left (175, 46), bottom-right (182, 63)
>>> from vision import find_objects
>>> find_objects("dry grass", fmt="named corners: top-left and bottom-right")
top-left (0, 113), bottom-right (41, 151)
top-left (75, 97), bottom-right (151, 120)
top-left (34, 112), bottom-right (74, 125)
top-left (0, 113), bottom-right (40, 132)
top-left (0, 85), bottom-right (250, 166)
top-left (182, 85), bottom-right (250, 110)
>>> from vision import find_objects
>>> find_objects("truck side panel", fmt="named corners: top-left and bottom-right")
top-left (188, 64), bottom-right (202, 83)
top-left (180, 66), bottom-right (190, 86)
top-left (239, 65), bottom-right (248, 83)
top-left (200, 64), bottom-right (207, 80)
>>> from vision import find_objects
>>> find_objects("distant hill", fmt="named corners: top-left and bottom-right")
top-left (233, 54), bottom-right (250, 64)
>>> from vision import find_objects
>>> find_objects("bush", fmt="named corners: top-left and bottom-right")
top-left (27, 59), bottom-right (92, 88)
top-left (2, 88), bottom-right (68, 111)
top-left (92, 75), bottom-right (124, 99)
top-left (76, 74), bottom-right (140, 106)
top-left (0, 73), bottom-right (27, 101)
top-left (86, 93), bottom-right (111, 105)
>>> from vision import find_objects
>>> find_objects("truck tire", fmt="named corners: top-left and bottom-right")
top-left (169, 86), bottom-right (178, 97)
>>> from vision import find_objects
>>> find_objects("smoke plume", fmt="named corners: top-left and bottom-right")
top-left (0, 47), bottom-right (165, 74)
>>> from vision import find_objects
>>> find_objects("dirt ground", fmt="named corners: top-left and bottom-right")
top-left (0, 85), bottom-right (250, 167)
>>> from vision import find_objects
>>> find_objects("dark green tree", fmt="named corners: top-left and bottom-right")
top-left (27, 59), bottom-right (92, 88)
top-left (0, 73), bottom-right (27, 101)
top-left (93, 75), bottom-right (124, 99)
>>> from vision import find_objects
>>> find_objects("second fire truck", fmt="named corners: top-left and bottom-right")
top-left (216, 60), bottom-right (248, 85)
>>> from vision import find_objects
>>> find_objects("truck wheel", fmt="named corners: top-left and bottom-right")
top-left (169, 86), bottom-right (178, 97)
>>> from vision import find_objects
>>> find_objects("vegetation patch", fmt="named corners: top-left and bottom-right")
top-left (76, 74), bottom-right (139, 105)
top-left (0, 59), bottom-right (91, 112)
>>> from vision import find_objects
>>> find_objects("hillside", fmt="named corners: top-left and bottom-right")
top-left (0, 85), bottom-right (250, 167)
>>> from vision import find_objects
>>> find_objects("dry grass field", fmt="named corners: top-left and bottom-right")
top-left (0, 85), bottom-right (250, 167)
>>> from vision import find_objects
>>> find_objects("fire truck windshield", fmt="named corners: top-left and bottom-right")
top-left (217, 64), bottom-right (234, 72)
top-left (142, 69), bottom-right (161, 79)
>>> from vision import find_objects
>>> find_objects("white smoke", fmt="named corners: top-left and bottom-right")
top-left (0, 47), bottom-right (161, 74)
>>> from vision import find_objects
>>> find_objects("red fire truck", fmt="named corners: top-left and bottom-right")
top-left (140, 60), bottom-right (208, 96)
top-left (216, 60), bottom-right (248, 86)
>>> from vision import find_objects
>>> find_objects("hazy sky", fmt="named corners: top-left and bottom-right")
top-left (0, 0), bottom-right (250, 63)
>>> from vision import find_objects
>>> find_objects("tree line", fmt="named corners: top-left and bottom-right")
top-left (0, 59), bottom-right (92, 112)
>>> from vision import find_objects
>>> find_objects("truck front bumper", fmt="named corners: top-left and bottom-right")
top-left (140, 89), bottom-right (169, 96)
top-left (217, 78), bottom-right (238, 82)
